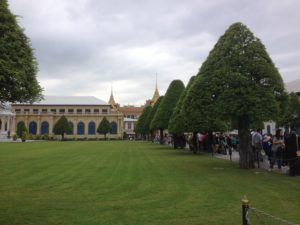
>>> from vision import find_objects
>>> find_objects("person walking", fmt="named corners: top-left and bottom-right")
top-left (253, 129), bottom-right (263, 168)
top-left (285, 129), bottom-right (300, 176)
top-left (262, 134), bottom-right (272, 168)
top-left (270, 129), bottom-right (285, 170)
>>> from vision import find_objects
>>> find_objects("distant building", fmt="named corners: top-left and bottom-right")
top-left (117, 80), bottom-right (161, 137)
top-left (119, 106), bottom-right (144, 119)
top-left (123, 117), bottom-right (138, 136)
top-left (11, 96), bottom-right (123, 139)
top-left (0, 103), bottom-right (14, 139)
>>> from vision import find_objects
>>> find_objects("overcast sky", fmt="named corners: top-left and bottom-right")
top-left (9, 0), bottom-right (300, 105)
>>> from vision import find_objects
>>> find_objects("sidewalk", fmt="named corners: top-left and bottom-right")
top-left (214, 150), bottom-right (292, 175)
top-left (214, 150), bottom-right (239, 162)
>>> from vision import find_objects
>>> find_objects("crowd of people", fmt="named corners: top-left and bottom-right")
top-left (156, 128), bottom-right (300, 176)
top-left (252, 128), bottom-right (300, 176)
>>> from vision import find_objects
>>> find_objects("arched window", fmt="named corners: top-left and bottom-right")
top-left (41, 121), bottom-right (49, 135)
top-left (5, 122), bottom-right (7, 131)
top-left (88, 121), bottom-right (95, 135)
top-left (67, 121), bottom-right (74, 134)
top-left (77, 122), bottom-right (85, 135)
top-left (29, 121), bottom-right (37, 135)
top-left (17, 121), bottom-right (23, 130)
top-left (111, 121), bottom-right (117, 134)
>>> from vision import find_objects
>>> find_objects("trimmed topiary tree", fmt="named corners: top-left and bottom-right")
top-left (0, 0), bottom-right (42, 104)
top-left (145, 96), bottom-right (164, 140)
top-left (97, 117), bottom-right (111, 140)
top-left (282, 92), bottom-right (300, 130)
top-left (53, 116), bottom-right (71, 140)
top-left (182, 22), bottom-right (287, 169)
top-left (168, 76), bottom-right (195, 148)
top-left (135, 105), bottom-right (152, 140)
top-left (151, 80), bottom-right (185, 144)
top-left (168, 76), bottom-right (195, 134)
top-left (16, 121), bottom-right (27, 141)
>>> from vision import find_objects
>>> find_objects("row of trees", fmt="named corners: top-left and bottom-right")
top-left (2, 2), bottom-right (299, 168)
top-left (135, 80), bottom-right (185, 144)
top-left (16, 116), bottom-right (113, 141)
top-left (136, 22), bottom-right (300, 169)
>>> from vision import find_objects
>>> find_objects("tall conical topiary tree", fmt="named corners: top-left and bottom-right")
top-left (281, 93), bottom-right (300, 129)
top-left (182, 22), bottom-right (287, 168)
top-left (168, 76), bottom-right (195, 149)
top-left (16, 121), bottom-right (27, 137)
top-left (53, 116), bottom-right (71, 140)
top-left (97, 117), bottom-right (111, 140)
top-left (151, 80), bottom-right (185, 144)
top-left (145, 96), bottom-right (164, 139)
top-left (0, 0), bottom-right (42, 103)
top-left (168, 76), bottom-right (195, 134)
top-left (135, 105), bottom-right (152, 140)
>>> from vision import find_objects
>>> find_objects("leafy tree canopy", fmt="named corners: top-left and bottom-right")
top-left (168, 76), bottom-right (195, 134)
top-left (182, 22), bottom-right (287, 132)
top-left (146, 96), bottom-right (164, 133)
top-left (0, 0), bottom-right (42, 103)
top-left (151, 80), bottom-right (185, 131)
top-left (135, 105), bottom-right (152, 135)
top-left (16, 121), bottom-right (27, 137)
top-left (181, 22), bottom-right (287, 168)
top-left (97, 117), bottom-right (111, 135)
top-left (53, 116), bottom-right (71, 137)
top-left (282, 93), bottom-right (300, 128)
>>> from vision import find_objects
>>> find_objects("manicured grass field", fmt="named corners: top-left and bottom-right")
top-left (0, 141), bottom-right (299, 225)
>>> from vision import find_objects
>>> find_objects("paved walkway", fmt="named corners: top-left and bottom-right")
top-left (214, 150), bottom-right (240, 162)
top-left (214, 150), bottom-right (294, 175)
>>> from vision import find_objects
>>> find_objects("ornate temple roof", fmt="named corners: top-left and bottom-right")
top-left (150, 77), bottom-right (160, 106)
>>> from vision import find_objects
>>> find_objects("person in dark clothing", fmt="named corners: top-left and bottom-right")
top-left (207, 131), bottom-right (214, 154)
top-left (270, 129), bottom-right (284, 170)
top-left (285, 130), bottom-right (300, 176)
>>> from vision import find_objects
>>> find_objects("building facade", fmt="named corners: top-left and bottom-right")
top-left (119, 106), bottom-right (144, 119)
top-left (123, 117), bottom-right (138, 136)
top-left (11, 96), bottom-right (124, 139)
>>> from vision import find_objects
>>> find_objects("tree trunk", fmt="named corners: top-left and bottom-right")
top-left (62, 132), bottom-right (64, 141)
top-left (104, 133), bottom-right (107, 140)
top-left (159, 129), bottom-right (164, 145)
top-left (192, 132), bottom-right (198, 154)
top-left (238, 116), bottom-right (254, 169)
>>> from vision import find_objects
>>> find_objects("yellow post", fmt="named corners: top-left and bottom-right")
top-left (242, 195), bottom-right (249, 225)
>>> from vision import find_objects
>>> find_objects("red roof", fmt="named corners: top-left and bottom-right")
top-left (119, 107), bottom-right (144, 113)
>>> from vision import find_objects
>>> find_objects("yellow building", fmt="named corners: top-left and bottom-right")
top-left (11, 96), bottom-right (123, 139)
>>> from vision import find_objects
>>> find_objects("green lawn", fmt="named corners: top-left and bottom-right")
top-left (0, 141), bottom-right (299, 225)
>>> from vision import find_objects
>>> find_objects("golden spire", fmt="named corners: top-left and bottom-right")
top-left (108, 84), bottom-right (116, 107)
top-left (151, 74), bottom-right (160, 106)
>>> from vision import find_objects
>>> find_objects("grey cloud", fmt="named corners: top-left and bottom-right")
top-left (9, 0), bottom-right (300, 105)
